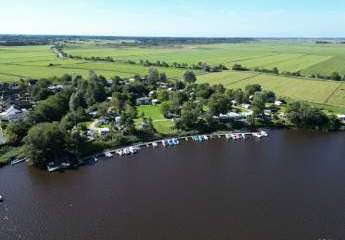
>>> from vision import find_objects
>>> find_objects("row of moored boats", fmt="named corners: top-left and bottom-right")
top-left (96, 131), bottom-right (268, 161)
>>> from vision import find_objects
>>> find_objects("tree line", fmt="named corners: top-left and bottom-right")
top-left (231, 64), bottom-right (345, 81)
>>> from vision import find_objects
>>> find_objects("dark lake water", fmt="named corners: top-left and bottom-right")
top-left (0, 130), bottom-right (344, 240)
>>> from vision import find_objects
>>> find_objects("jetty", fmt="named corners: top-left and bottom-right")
top-left (85, 130), bottom-right (269, 162)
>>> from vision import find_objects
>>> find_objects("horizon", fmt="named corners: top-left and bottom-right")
top-left (1, 34), bottom-right (345, 39)
top-left (1, 0), bottom-right (345, 38)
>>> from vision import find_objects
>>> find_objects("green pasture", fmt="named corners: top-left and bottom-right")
top-left (198, 71), bottom-right (345, 111)
top-left (64, 42), bottom-right (345, 75)
top-left (0, 45), bottom-right (190, 81)
top-left (0, 42), bottom-right (344, 112)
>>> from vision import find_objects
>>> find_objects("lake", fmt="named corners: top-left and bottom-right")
top-left (0, 130), bottom-right (344, 240)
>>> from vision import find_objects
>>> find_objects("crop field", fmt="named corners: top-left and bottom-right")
top-left (198, 71), bottom-right (345, 111)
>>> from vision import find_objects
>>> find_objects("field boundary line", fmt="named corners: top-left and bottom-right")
top-left (225, 69), bottom-right (343, 84)
top-left (323, 82), bottom-right (344, 104)
top-left (226, 73), bottom-right (261, 86)
top-left (227, 53), bottom-right (281, 64)
top-left (256, 54), bottom-right (309, 69)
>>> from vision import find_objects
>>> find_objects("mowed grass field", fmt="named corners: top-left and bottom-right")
top-left (198, 71), bottom-right (345, 111)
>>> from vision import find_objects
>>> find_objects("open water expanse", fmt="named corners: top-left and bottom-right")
top-left (0, 130), bottom-right (344, 240)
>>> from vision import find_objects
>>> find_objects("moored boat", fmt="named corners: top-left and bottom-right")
top-left (10, 158), bottom-right (26, 165)
top-left (105, 152), bottom-right (113, 158)
top-left (162, 140), bottom-right (167, 147)
top-left (116, 150), bottom-right (124, 156)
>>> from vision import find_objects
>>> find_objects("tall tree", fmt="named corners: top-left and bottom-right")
top-left (183, 71), bottom-right (197, 84)
top-left (208, 93), bottom-right (231, 116)
top-left (147, 68), bottom-right (160, 84)
top-left (252, 92), bottom-right (266, 116)
top-left (25, 122), bottom-right (71, 168)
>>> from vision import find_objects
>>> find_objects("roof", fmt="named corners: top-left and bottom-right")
top-left (98, 128), bottom-right (110, 132)
top-left (0, 105), bottom-right (22, 117)
top-left (136, 97), bottom-right (151, 100)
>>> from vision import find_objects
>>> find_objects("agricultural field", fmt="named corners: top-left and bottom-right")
top-left (0, 41), bottom-right (344, 112)
top-left (198, 71), bottom-right (345, 111)
top-left (64, 41), bottom-right (345, 75)
top-left (0, 45), bottom-right (191, 82)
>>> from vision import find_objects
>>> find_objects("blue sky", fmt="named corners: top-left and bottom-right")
top-left (1, 0), bottom-right (345, 37)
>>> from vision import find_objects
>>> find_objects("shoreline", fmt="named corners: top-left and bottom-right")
top-left (61, 130), bottom-right (269, 173)
top-left (3, 127), bottom-right (344, 171)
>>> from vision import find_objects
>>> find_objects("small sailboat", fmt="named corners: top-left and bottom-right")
top-left (0, 195), bottom-right (3, 202)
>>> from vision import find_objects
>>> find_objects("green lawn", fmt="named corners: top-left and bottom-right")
top-left (136, 105), bottom-right (176, 135)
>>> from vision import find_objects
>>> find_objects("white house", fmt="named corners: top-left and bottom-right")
top-left (98, 128), bottom-right (110, 136)
top-left (0, 105), bottom-right (27, 122)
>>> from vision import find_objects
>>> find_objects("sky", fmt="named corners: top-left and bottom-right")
top-left (0, 0), bottom-right (345, 37)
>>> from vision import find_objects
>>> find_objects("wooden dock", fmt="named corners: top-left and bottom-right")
top-left (93, 130), bottom-right (269, 160)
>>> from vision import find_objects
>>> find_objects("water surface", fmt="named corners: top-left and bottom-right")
top-left (0, 130), bottom-right (344, 240)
